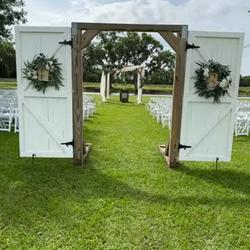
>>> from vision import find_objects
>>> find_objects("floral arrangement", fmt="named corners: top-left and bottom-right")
top-left (23, 53), bottom-right (63, 93)
top-left (194, 59), bottom-right (232, 103)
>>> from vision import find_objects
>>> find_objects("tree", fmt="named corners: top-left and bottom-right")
top-left (83, 43), bottom-right (104, 82)
top-left (83, 32), bottom-right (174, 91)
top-left (0, 1), bottom-right (27, 78)
top-left (146, 50), bottom-right (175, 84)
top-left (0, 0), bottom-right (27, 42)
top-left (240, 75), bottom-right (250, 87)
top-left (0, 41), bottom-right (16, 78)
top-left (97, 32), bottom-right (124, 73)
top-left (120, 32), bottom-right (163, 66)
top-left (118, 32), bottom-right (163, 92)
top-left (83, 32), bottom-right (125, 88)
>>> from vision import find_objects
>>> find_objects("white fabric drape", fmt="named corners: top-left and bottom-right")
top-left (100, 71), bottom-right (106, 102)
top-left (106, 72), bottom-right (110, 100)
top-left (137, 67), bottom-right (145, 104)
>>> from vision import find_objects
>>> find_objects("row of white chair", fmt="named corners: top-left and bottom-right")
top-left (83, 95), bottom-right (96, 121)
top-left (235, 102), bottom-right (250, 136)
top-left (0, 90), bottom-right (19, 132)
top-left (146, 97), bottom-right (172, 129)
top-left (147, 98), bottom-right (250, 137)
top-left (0, 91), bottom-right (97, 132)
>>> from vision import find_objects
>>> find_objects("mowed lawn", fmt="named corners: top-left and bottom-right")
top-left (1, 80), bottom-right (250, 96)
top-left (0, 96), bottom-right (249, 249)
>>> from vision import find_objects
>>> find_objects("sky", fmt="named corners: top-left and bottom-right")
top-left (23, 0), bottom-right (250, 76)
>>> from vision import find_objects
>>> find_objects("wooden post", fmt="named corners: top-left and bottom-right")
top-left (70, 22), bottom-right (187, 167)
top-left (72, 23), bottom-right (84, 165)
top-left (168, 26), bottom-right (188, 167)
top-left (72, 27), bottom-right (99, 165)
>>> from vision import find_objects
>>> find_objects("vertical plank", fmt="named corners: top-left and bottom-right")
top-left (72, 23), bottom-right (85, 165)
top-left (168, 26), bottom-right (188, 167)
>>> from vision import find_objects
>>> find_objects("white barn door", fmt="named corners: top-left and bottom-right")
top-left (179, 31), bottom-right (244, 162)
top-left (15, 26), bottom-right (73, 158)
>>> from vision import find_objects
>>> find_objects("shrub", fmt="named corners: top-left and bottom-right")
top-left (240, 75), bottom-right (250, 87)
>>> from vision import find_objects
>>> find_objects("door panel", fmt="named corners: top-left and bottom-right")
top-left (179, 31), bottom-right (244, 162)
top-left (15, 26), bottom-right (73, 158)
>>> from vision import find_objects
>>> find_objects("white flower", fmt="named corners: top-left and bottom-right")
top-left (203, 67), bottom-right (209, 78)
top-left (32, 75), bottom-right (38, 80)
top-left (32, 70), bottom-right (37, 75)
top-left (48, 61), bottom-right (53, 66)
top-left (45, 64), bottom-right (50, 70)
top-left (219, 78), bottom-right (228, 88)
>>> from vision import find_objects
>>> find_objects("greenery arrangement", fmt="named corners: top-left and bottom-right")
top-left (23, 53), bottom-right (63, 93)
top-left (194, 60), bottom-right (232, 103)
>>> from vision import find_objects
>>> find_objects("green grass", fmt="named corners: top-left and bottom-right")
top-left (83, 82), bottom-right (173, 94)
top-left (2, 80), bottom-right (250, 96)
top-left (0, 81), bottom-right (17, 89)
top-left (0, 96), bottom-right (249, 249)
top-left (239, 87), bottom-right (250, 97)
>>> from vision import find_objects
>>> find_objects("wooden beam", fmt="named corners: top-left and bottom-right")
top-left (168, 26), bottom-right (188, 168)
top-left (72, 23), bottom-right (85, 165)
top-left (81, 30), bottom-right (99, 49)
top-left (74, 22), bottom-right (186, 32)
top-left (159, 31), bottom-right (179, 52)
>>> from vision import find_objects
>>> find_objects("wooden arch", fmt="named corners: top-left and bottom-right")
top-left (71, 22), bottom-right (188, 168)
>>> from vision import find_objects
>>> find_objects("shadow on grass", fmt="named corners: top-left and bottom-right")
top-left (2, 159), bottom-right (249, 212)
top-left (177, 164), bottom-right (250, 196)
top-left (1, 153), bottom-right (249, 233)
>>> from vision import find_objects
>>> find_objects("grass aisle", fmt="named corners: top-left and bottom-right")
top-left (0, 96), bottom-right (249, 249)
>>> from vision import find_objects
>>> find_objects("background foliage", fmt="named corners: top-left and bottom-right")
top-left (240, 75), bottom-right (250, 87)
top-left (0, 0), bottom-right (27, 42)
top-left (0, 0), bottom-right (27, 78)
top-left (0, 42), bottom-right (16, 78)
top-left (0, 1), bottom-right (250, 88)
top-left (83, 32), bottom-right (175, 87)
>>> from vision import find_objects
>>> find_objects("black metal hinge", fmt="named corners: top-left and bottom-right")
top-left (59, 39), bottom-right (72, 47)
top-left (179, 143), bottom-right (192, 150)
top-left (61, 140), bottom-right (74, 147)
top-left (186, 42), bottom-right (200, 51)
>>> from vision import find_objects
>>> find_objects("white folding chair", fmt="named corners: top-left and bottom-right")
top-left (14, 108), bottom-right (19, 133)
top-left (235, 106), bottom-right (250, 136)
top-left (0, 107), bottom-right (13, 132)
